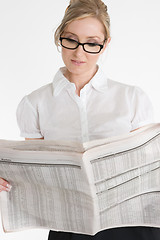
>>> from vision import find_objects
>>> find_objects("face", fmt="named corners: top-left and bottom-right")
top-left (60, 17), bottom-right (109, 77)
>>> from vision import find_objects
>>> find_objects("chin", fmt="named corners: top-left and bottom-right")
top-left (68, 65), bottom-right (86, 74)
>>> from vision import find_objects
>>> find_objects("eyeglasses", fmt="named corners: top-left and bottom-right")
top-left (59, 37), bottom-right (105, 54)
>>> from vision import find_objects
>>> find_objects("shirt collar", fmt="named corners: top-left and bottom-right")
top-left (52, 66), bottom-right (108, 97)
top-left (89, 66), bottom-right (109, 92)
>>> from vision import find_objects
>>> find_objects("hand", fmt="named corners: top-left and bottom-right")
top-left (0, 178), bottom-right (12, 192)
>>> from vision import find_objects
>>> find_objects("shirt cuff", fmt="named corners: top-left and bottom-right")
top-left (20, 132), bottom-right (43, 139)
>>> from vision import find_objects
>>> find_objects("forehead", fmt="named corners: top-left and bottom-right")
top-left (64, 17), bottom-right (105, 39)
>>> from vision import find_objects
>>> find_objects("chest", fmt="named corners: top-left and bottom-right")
top-left (38, 90), bottom-right (132, 141)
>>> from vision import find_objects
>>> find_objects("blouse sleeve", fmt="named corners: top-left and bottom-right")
top-left (130, 87), bottom-right (154, 131)
top-left (16, 96), bottom-right (43, 138)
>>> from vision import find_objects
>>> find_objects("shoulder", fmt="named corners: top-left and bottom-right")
top-left (17, 82), bottom-right (53, 115)
top-left (106, 78), bottom-right (152, 106)
top-left (107, 78), bottom-right (140, 96)
top-left (26, 68), bottom-right (63, 107)
top-left (17, 82), bottom-right (53, 117)
top-left (95, 68), bottom-right (147, 99)
top-left (27, 83), bottom-right (53, 108)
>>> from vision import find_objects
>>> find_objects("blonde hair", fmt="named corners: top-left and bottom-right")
top-left (54, 0), bottom-right (110, 47)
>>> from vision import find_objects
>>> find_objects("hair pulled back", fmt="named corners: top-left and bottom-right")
top-left (54, 0), bottom-right (110, 47)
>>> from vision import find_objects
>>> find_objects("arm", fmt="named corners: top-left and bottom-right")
top-left (25, 138), bottom-right (44, 140)
top-left (130, 87), bottom-right (154, 131)
top-left (130, 128), bottom-right (140, 132)
top-left (0, 95), bottom-right (45, 193)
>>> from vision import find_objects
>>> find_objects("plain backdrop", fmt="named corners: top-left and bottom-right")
top-left (0, 0), bottom-right (160, 239)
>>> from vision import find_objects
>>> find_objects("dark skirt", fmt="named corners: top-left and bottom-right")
top-left (48, 227), bottom-right (160, 240)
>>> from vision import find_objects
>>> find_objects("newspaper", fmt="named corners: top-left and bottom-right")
top-left (0, 123), bottom-right (160, 235)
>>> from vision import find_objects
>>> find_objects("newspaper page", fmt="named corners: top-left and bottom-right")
top-left (0, 142), bottom-right (94, 234)
top-left (0, 123), bottom-right (160, 235)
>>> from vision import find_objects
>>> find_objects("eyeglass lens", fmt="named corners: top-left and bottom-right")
top-left (60, 38), bottom-right (102, 53)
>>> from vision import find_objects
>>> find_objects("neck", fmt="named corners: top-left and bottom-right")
top-left (64, 65), bottom-right (98, 96)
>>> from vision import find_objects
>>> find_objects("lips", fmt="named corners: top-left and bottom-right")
top-left (71, 59), bottom-right (85, 66)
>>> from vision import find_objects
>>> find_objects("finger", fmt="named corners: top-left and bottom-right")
top-left (0, 184), bottom-right (12, 192)
top-left (0, 178), bottom-right (12, 192)
top-left (0, 178), bottom-right (8, 186)
top-left (0, 185), bottom-right (11, 192)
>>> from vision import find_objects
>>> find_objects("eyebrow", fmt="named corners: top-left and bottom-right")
top-left (63, 32), bottom-right (102, 40)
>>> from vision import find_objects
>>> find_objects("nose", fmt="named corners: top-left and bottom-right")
top-left (73, 44), bottom-right (84, 57)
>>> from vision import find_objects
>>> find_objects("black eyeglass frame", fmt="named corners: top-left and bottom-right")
top-left (59, 37), bottom-right (106, 54)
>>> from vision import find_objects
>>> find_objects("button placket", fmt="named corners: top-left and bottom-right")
top-left (78, 89), bottom-right (89, 142)
top-left (67, 85), bottom-right (89, 142)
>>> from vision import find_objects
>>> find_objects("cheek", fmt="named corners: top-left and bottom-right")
top-left (61, 48), bottom-right (68, 59)
top-left (87, 54), bottom-right (100, 64)
top-left (62, 49), bottom-right (81, 67)
top-left (61, 49), bottom-right (71, 66)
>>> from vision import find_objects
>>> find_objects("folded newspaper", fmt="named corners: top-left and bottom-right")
top-left (0, 123), bottom-right (160, 235)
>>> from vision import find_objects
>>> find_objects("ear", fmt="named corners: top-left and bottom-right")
top-left (101, 37), bottom-right (111, 54)
top-left (107, 37), bottom-right (111, 45)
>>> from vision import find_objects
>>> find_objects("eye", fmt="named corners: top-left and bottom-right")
top-left (66, 38), bottom-right (78, 43)
top-left (86, 42), bottom-right (100, 47)
top-left (63, 35), bottom-right (78, 41)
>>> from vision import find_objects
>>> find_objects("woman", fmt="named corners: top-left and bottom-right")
top-left (0, 0), bottom-right (159, 239)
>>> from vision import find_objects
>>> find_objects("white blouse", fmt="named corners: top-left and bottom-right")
top-left (16, 67), bottom-right (154, 142)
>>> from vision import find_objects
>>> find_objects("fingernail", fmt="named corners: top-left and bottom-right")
top-left (6, 184), bottom-right (12, 191)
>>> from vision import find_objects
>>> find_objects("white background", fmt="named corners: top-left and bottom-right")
top-left (0, 0), bottom-right (160, 239)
